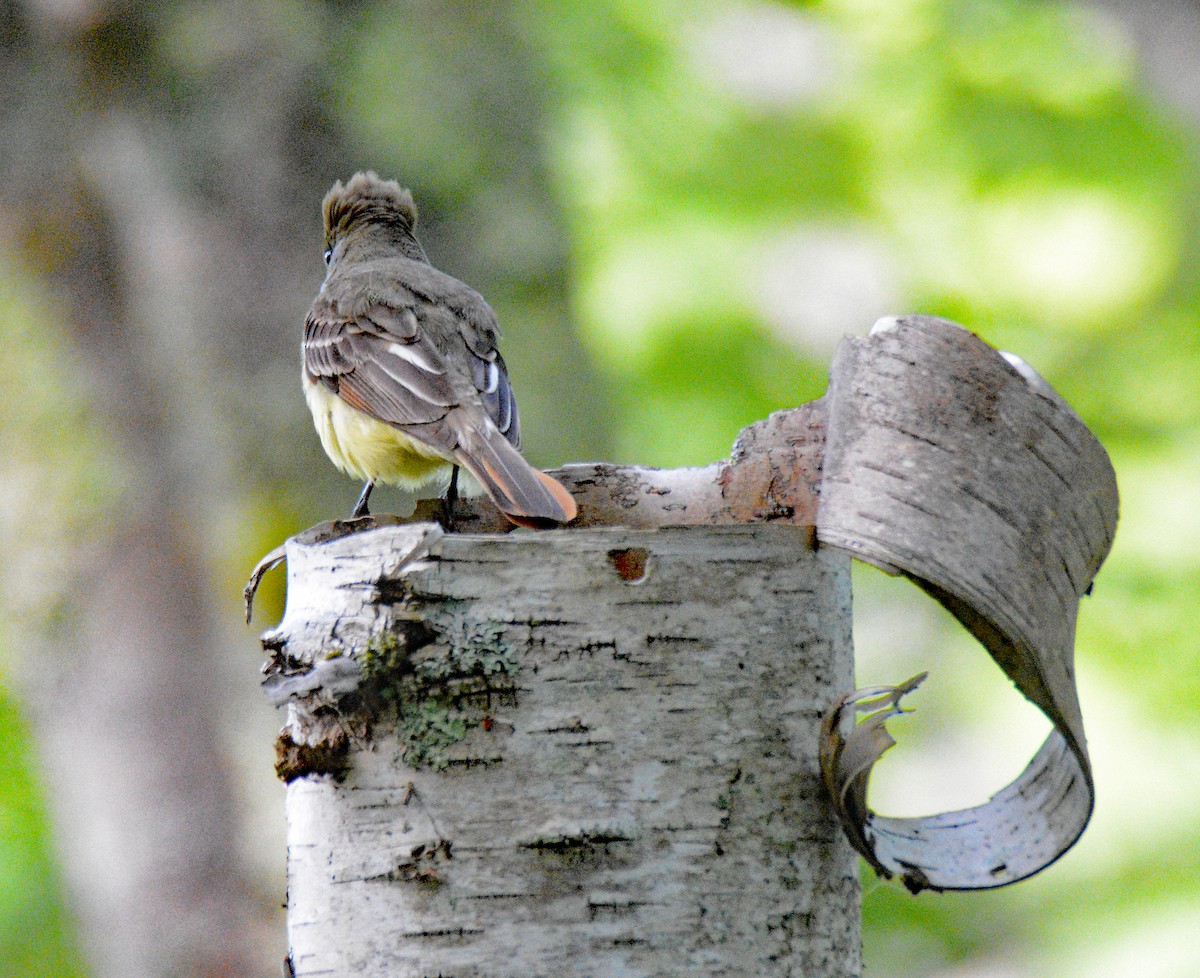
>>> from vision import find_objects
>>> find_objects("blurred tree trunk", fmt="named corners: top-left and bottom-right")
top-left (0, 2), bottom-right (611, 976)
top-left (0, 3), bottom-right (330, 972)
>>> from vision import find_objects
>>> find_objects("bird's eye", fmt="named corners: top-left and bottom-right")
top-left (323, 248), bottom-right (333, 264)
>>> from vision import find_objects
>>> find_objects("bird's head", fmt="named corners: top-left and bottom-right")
top-left (321, 171), bottom-right (424, 270)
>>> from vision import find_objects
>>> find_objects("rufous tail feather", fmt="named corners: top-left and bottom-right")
top-left (455, 425), bottom-right (576, 527)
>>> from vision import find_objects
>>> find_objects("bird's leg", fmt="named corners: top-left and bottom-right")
top-left (443, 466), bottom-right (460, 530)
top-left (352, 480), bottom-right (375, 518)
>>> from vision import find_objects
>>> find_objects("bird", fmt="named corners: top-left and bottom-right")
top-left (302, 171), bottom-right (577, 529)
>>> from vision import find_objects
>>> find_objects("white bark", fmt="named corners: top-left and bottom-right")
top-left (817, 316), bottom-right (1117, 892)
top-left (271, 523), bottom-right (860, 978)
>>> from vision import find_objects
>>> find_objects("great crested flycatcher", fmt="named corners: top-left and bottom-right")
top-left (303, 171), bottom-right (577, 528)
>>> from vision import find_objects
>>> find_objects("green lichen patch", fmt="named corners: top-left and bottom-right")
top-left (357, 622), bottom-right (431, 684)
top-left (362, 619), bottom-right (521, 770)
top-left (397, 701), bottom-right (469, 770)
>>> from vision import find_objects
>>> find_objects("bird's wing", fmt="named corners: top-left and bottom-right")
top-left (304, 285), bottom-right (520, 450)
top-left (390, 260), bottom-right (523, 449)
top-left (304, 299), bottom-right (457, 428)
top-left (466, 344), bottom-right (520, 449)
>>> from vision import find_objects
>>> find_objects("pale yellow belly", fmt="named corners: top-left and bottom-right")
top-left (304, 377), bottom-right (452, 491)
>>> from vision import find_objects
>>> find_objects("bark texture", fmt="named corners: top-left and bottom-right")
top-left (271, 524), bottom-right (860, 978)
top-left (816, 316), bottom-right (1118, 891)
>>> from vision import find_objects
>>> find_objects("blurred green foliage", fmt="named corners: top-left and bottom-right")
top-left (0, 691), bottom-right (86, 978)
top-left (0, 266), bottom-right (116, 978)
top-left (2, 0), bottom-right (1199, 975)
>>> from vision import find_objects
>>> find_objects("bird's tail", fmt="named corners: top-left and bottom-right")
top-left (455, 424), bottom-right (577, 528)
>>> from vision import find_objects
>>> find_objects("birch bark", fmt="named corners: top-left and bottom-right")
top-left (273, 523), bottom-right (860, 978)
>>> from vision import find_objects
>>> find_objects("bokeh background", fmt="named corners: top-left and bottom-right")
top-left (1, 0), bottom-right (1197, 975)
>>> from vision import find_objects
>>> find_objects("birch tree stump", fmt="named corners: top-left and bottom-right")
top-left (255, 314), bottom-right (1120, 976)
top-left (270, 523), bottom-right (860, 978)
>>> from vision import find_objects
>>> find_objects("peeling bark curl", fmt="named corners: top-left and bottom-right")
top-left (816, 316), bottom-right (1117, 892)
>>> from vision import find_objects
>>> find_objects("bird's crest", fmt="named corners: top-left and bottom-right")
top-left (323, 171), bottom-right (418, 248)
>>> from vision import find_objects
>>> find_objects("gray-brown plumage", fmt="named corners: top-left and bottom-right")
top-left (303, 172), bottom-right (576, 528)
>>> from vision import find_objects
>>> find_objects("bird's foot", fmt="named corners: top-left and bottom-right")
top-left (351, 480), bottom-right (375, 518)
